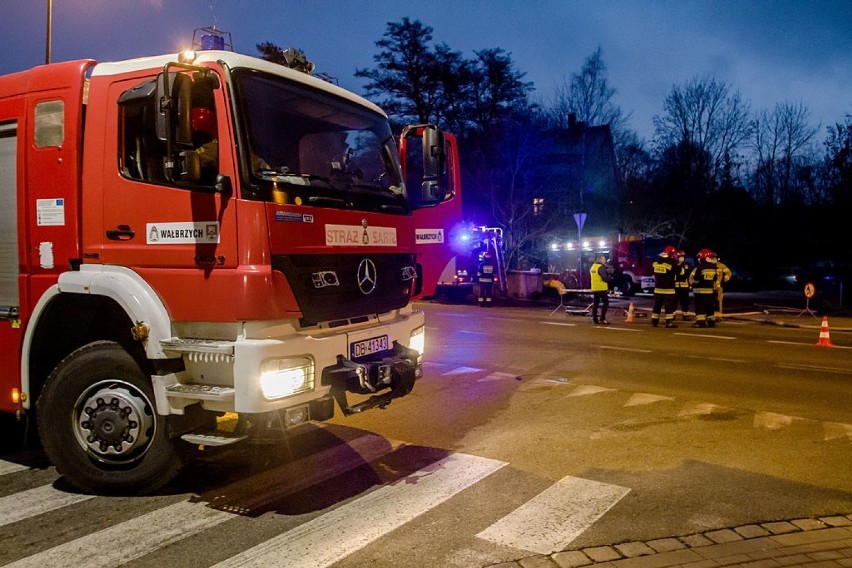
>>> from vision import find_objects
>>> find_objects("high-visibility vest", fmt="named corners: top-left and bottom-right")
top-left (590, 262), bottom-right (609, 292)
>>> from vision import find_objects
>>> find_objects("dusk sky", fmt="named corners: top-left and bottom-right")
top-left (4, 1), bottom-right (851, 142)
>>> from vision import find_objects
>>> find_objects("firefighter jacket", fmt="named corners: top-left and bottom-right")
top-left (652, 255), bottom-right (677, 294)
top-left (690, 260), bottom-right (718, 294)
top-left (675, 262), bottom-right (691, 289)
top-left (477, 259), bottom-right (495, 283)
top-left (715, 261), bottom-right (732, 290)
top-left (590, 261), bottom-right (611, 292)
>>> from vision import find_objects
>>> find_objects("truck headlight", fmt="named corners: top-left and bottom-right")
top-left (260, 357), bottom-right (315, 400)
top-left (409, 325), bottom-right (425, 356)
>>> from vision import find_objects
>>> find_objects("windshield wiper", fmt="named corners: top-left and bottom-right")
top-left (307, 196), bottom-right (349, 207)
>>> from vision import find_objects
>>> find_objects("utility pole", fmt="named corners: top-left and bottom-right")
top-left (46, 0), bottom-right (53, 64)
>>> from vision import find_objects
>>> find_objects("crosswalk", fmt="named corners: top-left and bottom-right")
top-left (0, 424), bottom-right (630, 567)
top-left (1, 362), bottom-right (849, 567)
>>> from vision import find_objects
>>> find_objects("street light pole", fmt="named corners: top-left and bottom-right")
top-left (46, 0), bottom-right (53, 64)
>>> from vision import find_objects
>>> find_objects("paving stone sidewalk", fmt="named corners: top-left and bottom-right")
top-left (488, 514), bottom-right (852, 568)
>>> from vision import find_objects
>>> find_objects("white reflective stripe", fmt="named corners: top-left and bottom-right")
top-left (216, 453), bottom-right (507, 568)
top-left (6, 500), bottom-right (233, 568)
top-left (0, 459), bottom-right (28, 476)
top-left (0, 484), bottom-right (94, 527)
top-left (477, 476), bottom-right (630, 554)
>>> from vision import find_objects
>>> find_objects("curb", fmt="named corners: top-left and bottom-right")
top-left (488, 514), bottom-right (852, 568)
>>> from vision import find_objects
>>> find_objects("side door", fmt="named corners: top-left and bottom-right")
top-left (95, 68), bottom-right (238, 274)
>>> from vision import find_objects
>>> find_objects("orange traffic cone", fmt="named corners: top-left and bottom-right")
top-left (625, 302), bottom-right (635, 323)
top-left (816, 316), bottom-right (833, 347)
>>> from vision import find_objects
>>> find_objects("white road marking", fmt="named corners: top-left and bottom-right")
top-left (600, 326), bottom-right (643, 332)
top-left (541, 321), bottom-right (577, 327)
top-left (823, 422), bottom-right (852, 441)
top-left (215, 453), bottom-right (507, 568)
top-left (522, 375), bottom-right (570, 385)
top-left (753, 412), bottom-right (809, 431)
top-left (624, 393), bottom-right (675, 407)
top-left (479, 371), bottom-right (520, 382)
top-left (686, 355), bottom-right (749, 363)
top-left (678, 402), bottom-right (726, 417)
top-left (476, 476), bottom-right (630, 554)
top-left (443, 366), bottom-right (483, 375)
top-left (6, 500), bottom-right (233, 568)
top-left (768, 340), bottom-right (852, 350)
top-left (4, 431), bottom-right (401, 566)
top-left (0, 459), bottom-right (29, 477)
top-left (599, 345), bottom-right (652, 353)
top-left (0, 484), bottom-right (94, 527)
top-left (776, 363), bottom-right (852, 375)
top-left (566, 385), bottom-right (618, 397)
top-left (673, 332), bottom-right (736, 340)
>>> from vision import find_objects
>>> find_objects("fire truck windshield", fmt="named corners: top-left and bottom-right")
top-left (233, 70), bottom-right (408, 213)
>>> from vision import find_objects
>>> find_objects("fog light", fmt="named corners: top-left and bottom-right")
top-left (284, 405), bottom-right (310, 427)
top-left (260, 357), bottom-right (314, 400)
top-left (409, 325), bottom-right (425, 356)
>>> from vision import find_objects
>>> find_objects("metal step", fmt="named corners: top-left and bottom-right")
top-left (165, 383), bottom-right (235, 401)
top-left (160, 338), bottom-right (235, 355)
top-left (180, 431), bottom-right (248, 446)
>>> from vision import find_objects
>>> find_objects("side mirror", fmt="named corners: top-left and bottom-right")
top-left (421, 127), bottom-right (447, 203)
top-left (214, 174), bottom-right (233, 196)
top-left (155, 71), bottom-right (193, 148)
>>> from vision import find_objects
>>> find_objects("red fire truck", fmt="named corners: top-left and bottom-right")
top-left (401, 125), bottom-right (465, 298)
top-left (402, 126), bottom-right (506, 301)
top-left (0, 47), bottom-right (447, 493)
top-left (546, 234), bottom-right (666, 295)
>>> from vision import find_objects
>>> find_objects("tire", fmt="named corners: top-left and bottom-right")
top-left (37, 341), bottom-right (186, 495)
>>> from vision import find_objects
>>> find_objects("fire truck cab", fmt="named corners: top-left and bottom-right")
top-left (0, 49), bottom-right (447, 494)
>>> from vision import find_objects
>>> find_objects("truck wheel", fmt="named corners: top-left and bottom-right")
top-left (37, 341), bottom-right (186, 494)
top-left (618, 277), bottom-right (635, 297)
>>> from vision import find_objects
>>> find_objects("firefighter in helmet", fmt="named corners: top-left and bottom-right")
top-left (714, 256), bottom-right (733, 320)
top-left (674, 249), bottom-right (691, 320)
top-left (477, 250), bottom-right (496, 307)
top-left (690, 248), bottom-right (720, 327)
top-left (651, 245), bottom-right (679, 327)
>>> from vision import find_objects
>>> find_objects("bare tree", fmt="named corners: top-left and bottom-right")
top-left (752, 102), bottom-right (818, 204)
top-left (553, 47), bottom-right (627, 131)
top-left (653, 76), bottom-right (752, 187)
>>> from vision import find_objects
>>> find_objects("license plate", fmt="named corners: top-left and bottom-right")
top-left (350, 335), bottom-right (389, 359)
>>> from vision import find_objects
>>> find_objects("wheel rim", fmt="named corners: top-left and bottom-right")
top-left (73, 380), bottom-right (156, 465)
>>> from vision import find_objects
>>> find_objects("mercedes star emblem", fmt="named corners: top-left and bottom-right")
top-left (357, 258), bottom-right (377, 295)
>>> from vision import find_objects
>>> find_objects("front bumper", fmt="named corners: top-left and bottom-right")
top-left (230, 309), bottom-right (424, 414)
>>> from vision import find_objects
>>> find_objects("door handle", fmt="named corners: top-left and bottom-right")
top-left (106, 225), bottom-right (135, 240)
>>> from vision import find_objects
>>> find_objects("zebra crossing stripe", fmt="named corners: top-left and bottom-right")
top-left (443, 366), bottom-right (482, 375)
top-left (214, 453), bottom-right (507, 568)
top-left (476, 476), bottom-right (630, 554)
top-left (0, 484), bottom-right (95, 528)
top-left (3, 431), bottom-right (401, 566)
top-left (0, 459), bottom-right (29, 477)
top-left (5, 500), bottom-right (233, 568)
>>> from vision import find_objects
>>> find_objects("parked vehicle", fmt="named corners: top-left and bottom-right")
top-left (0, 43), bottom-right (447, 493)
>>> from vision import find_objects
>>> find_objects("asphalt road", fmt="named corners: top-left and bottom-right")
top-left (0, 300), bottom-right (850, 567)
